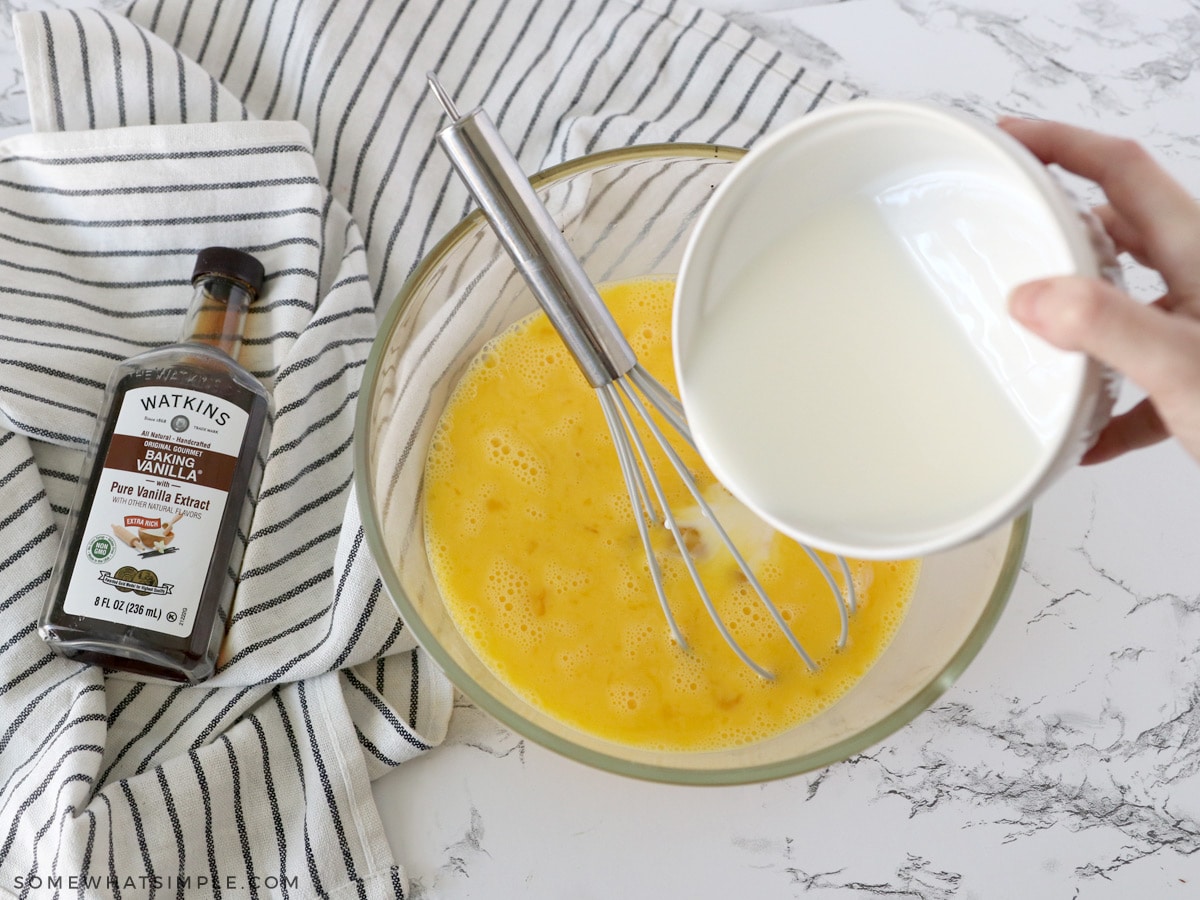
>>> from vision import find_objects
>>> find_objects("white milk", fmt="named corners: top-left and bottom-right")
top-left (678, 196), bottom-right (1045, 552)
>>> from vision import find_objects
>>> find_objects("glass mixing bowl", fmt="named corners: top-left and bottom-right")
top-left (354, 144), bottom-right (1028, 785)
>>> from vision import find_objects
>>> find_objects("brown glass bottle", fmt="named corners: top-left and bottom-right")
top-left (39, 248), bottom-right (270, 684)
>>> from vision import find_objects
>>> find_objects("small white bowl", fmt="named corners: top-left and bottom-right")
top-left (674, 100), bottom-right (1120, 560)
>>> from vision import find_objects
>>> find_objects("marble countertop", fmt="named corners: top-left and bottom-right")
top-left (5, 1), bottom-right (1199, 897)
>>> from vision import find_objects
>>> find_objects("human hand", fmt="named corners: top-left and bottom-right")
top-left (999, 117), bottom-right (1200, 465)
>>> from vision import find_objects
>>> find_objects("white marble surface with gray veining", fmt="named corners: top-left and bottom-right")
top-left (4, 1), bottom-right (1199, 897)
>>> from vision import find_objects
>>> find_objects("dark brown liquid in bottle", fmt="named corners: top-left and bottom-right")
top-left (40, 256), bottom-right (269, 684)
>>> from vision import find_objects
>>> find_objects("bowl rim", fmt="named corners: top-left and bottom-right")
top-left (353, 141), bottom-right (1030, 785)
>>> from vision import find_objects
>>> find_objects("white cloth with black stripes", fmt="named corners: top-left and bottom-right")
top-left (0, 2), bottom-right (849, 897)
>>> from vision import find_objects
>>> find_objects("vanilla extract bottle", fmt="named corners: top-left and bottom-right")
top-left (40, 247), bottom-right (270, 684)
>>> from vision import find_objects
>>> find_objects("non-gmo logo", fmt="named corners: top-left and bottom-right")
top-left (170, 414), bottom-right (190, 433)
top-left (86, 534), bottom-right (116, 564)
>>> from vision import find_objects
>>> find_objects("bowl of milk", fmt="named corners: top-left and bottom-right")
top-left (674, 100), bottom-right (1120, 560)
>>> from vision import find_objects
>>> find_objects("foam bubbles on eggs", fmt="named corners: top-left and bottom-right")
top-left (483, 428), bottom-right (547, 492)
top-left (422, 276), bottom-right (922, 751)
top-left (484, 557), bottom-right (545, 651)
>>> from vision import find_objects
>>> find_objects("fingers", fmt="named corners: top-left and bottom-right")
top-left (1093, 204), bottom-right (1150, 266)
top-left (1080, 398), bottom-right (1168, 465)
top-left (1009, 275), bottom-right (1200, 407)
top-left (1001, 117), bottom-right (1200, 467)
top-left (998, 118), bottom-right (1200, 294)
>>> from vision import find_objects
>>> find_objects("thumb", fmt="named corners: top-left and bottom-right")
top-left (1008, 275), bottom-right (1199, 401)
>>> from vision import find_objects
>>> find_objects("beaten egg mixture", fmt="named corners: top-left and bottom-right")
top-left (424, 277), bottom-right (919, 750)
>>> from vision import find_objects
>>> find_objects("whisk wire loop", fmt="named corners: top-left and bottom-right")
top-left (634, 364), bottom-right (859, 650)
top-left (597, 385), bottom-right (689, 653)
top-left (618, 372), bottom-right (829, 677)
top-left (628, 364), bottom-right (690, 442)
top-left (607, 378), bottom-right (775, 679)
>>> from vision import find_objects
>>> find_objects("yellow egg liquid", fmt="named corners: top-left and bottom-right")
top-left (424, 277), bottom-right (920, 751)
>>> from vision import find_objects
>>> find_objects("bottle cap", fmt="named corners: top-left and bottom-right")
top-left (192, 247), bottom-right (266, 297)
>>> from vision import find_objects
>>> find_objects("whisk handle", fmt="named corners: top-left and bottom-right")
top-left (433, 95), bottom-right (636, 388)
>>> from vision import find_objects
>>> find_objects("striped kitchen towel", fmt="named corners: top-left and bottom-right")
top-left (0, 2), bottom-right (850, 898)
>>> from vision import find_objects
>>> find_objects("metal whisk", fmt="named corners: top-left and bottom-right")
top-left (427, 72), bottom-right (855, 679)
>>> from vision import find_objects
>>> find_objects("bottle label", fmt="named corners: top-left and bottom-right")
top-left (62, 386), bottom-right (249, 637)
